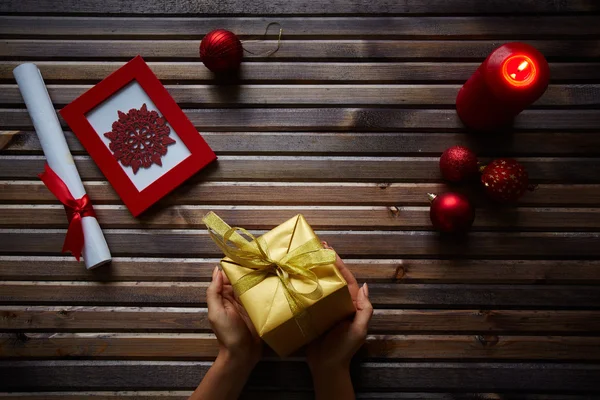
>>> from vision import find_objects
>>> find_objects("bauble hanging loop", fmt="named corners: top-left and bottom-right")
top-left (199, 29), bottom-right (244, 73)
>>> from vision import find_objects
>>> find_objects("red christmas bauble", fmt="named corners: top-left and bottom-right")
top-left (429, 192), bottom-right (475, 233)
top-left (439, 145), bottom-right (479, 182)
top-left (481, 158), bottom-right (529, 203)
top-left (200, 29), bottom-right (243, 73)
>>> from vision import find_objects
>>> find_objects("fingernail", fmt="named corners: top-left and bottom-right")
top-left (363, 283), bottom-right (369, 297)
top-left (212, 266), bottom-right (218, 280)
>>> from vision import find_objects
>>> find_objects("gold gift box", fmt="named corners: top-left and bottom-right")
top-left (205, 212), bottom-right (355, 357)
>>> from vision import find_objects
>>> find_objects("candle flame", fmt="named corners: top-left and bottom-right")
top-left (517, 61), bottom-right (529, 72)
top-left (501, 55), bottom-right (537, 87)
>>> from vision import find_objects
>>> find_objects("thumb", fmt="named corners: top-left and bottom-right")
top-left (351, 283), bottom-right (373, 337)
top-left (206, 266), bottom-right (225, 317)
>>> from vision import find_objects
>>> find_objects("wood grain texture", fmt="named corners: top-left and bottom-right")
top-left (3, 257), bottom-right (599, 284)
top-left (1, 205), bottom-right (599, 232)
top-left (3, 307), bottom-right (600, 334)
top-left (2, 1), bottom-right (600, 397)
top-left (2, 16), bottom-right (600, 38)
top-left (1, 230), bottom-right (600, 258)
top-left (0, 393), bottom-right (595, 400)
top-left (2, 155), bottom-right (600, 183)
top-left (3, 333), bottom-right (600, 360)
top-left (2, 181), bottom-right (599, 207)
top-left (4, 109), bottom-right (600, 131)
top-left (2, 40), bottom-right (599, 61)
top-left (2, 62), bottom-right (599, 83)
top-left (1, 360), bottom-right (599, 391)
top-left (6, 131), bottom-right (600, 157)
top-left (3, 84), bottom-right (600, 107)
top-left (1, 0), bottom-right (597, 14)
top-left (2, 282), bottom-right (599, 309)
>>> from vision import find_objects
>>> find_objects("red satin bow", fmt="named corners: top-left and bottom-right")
top-left (38, 164), bottom-right (96, 261)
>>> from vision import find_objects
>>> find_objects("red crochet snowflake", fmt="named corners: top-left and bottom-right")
top-left (104, 103), bottom-right (176, 174)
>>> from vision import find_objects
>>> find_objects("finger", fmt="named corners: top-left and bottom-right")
top-left (336, 256), bottom-right (358, 289)
top-left (219, 270), bottom-right (243, 302)
top-left (334, 256), bottom-right (360, 305)
top-left (206, 266), bottom-right (225, 316)
top-left (222, 284), bottom-right (235, 298)
top-left (351, 283), bottom-right (373, 335)
top-left (239, 305), bottom-right (260, 339)
top-left (323, 241), bottom-right (359, 306)
top-left (222, 286), bottom-right (236, 305)
top-left (323, 241), bottom-right (358, 287)
top-left (221, 272), bottom-right (244, 303)
top-left (221, 270), bottom-right (232, 286)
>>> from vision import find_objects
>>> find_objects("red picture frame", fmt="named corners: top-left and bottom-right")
top-left (60, 56), bottom-right (216, 217)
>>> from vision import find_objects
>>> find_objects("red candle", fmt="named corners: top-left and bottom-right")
top-left (456, 42), bottom-right (550, 130)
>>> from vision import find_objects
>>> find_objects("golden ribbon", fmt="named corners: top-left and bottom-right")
top-left (203, 211), bottom-right (336, 337)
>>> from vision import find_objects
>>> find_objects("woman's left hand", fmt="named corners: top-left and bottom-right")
top-left (189, 267), bottom-right (263, 400)
top-left (206, 266), bottom-right (263, 366)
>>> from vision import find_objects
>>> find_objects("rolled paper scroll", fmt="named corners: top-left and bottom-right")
top-left (13, 63), bottom-right (112, 269)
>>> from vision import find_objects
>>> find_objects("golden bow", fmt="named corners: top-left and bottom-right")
top-left (203, 212), bottom-right (337, 336)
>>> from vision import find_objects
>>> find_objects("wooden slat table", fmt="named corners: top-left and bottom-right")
top-left (1, 1), bottom-right (600, 398)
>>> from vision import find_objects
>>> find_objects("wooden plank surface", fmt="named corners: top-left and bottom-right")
top-left (3, 333), bottom-right (600, 360)
top-left (1, 205), bottom-right (600, 232)
top-left (1, 230), bottom-right (599, 258)
top-left (3, 84), bottom-right (600, 107)
top-left (0, 393), bottom-right (596, 400)
top-left (2, 1), bottom-right (600, 397)
top-left (2, 282), bottom-right (600, 309)
top-left (2, 16), bottom-right (600, 38)
top-left (5, 131), bottom-right (600, 156)
top-left (2, 360), bottom-right (599, 392)
top-left (2, 40), bottom-right (600, 61)
top-left (2, 62), bottom-right (600, 83)
top-left (4, 109), bottom-right (600, 131)
top-left (2, 257), bottom-right (600, 284)
top-left (3, 155), bottom-right (600, 184)
top-left (1, 0), bottom-right (598, 14)
top-left (2, 181), bottom-right (599, 207)
top-left (4, 306), bottom-right (600, 334)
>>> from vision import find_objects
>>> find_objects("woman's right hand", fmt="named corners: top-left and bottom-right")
top-left (306, 242), bottom-right (373, 373)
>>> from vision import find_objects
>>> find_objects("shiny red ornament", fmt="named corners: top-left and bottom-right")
top-left (429, 192), bottom-right (475, 233)
top-left (439, 146), bottom-right (478, 182)
top-left (481, 158), bottom-right (529, 203)
top-left (200, 29), bottom-right (243, 73)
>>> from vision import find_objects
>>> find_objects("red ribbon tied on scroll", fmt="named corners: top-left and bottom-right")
top-left (38, 164), bottom-right (96, 261)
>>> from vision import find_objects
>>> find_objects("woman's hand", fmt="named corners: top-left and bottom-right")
top-left (189, 267), bottom-right (262, 400)
top-left (307, 242), bottom-right (373, 373)
top-left (206, 266), bottom-right (262, 367)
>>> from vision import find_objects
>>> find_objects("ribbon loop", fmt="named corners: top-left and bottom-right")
top-left (38, 163), bottom-right (96, 261)
top-left (203, 211), bottom-right (335, 336)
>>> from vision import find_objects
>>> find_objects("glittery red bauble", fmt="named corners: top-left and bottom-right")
top-left (200, 29), bottom-right (243, 73)
top-left (481, 158), bottom-right (529, 203)
top-left (429, 192), bottom-right (475, 233)
top-left (439, 145), bottom-right (479, 182)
